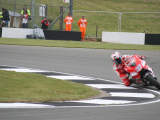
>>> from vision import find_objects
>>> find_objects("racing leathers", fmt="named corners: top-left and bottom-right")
top-left (113, 55), bottom-right (149, 86)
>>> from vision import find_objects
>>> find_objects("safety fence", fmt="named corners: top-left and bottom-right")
top-left (73, 10), bottom-right (160, 37)
top-left (0, 0), bottom-right (69, 30)
top-left (0, 0), bottom-right (160, 38)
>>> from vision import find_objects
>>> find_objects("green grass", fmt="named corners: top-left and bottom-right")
top-left (0, 70), bottom-right (99, 102)
top-left (1, 0), bottom-right (160, 36)
top-left (0, 0), bottom-right (160, 103)
top-left (0, 38), bottom-right (160, 50)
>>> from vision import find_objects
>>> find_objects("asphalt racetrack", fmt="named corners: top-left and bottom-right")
top-left (0, 45), bottom-right (160, 120)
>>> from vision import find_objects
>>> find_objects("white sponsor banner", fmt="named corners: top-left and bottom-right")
top-left (2, 27), bottom-right (33, 39)
top-left (102, 32), bottom-right (145, 45)
top-left (63, 0), bottom-right (70, 3)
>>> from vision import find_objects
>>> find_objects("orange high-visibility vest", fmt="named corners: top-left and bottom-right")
top-left (78, 18), bottom-right (87, 39)
top-left (64, 16), bottom-right (73, 25)
top-left (64, 16), bottom-right (73, 31)
top-left (78, 18), bottom-right (87, 27)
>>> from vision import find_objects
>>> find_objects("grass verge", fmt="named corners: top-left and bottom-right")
top-left (0, 70), bottom-right (99, 102)
top-left (0, 38), bottom-right (160, 51)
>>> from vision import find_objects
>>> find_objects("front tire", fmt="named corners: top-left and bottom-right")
top-left (146, 74), bottom-right (160, 90)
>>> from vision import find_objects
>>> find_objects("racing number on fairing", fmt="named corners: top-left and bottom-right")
top-left (135, 64), bottom-right (142, 72)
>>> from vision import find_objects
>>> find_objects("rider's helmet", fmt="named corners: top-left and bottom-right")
top-left (111, 51), bottom-right (122, 65)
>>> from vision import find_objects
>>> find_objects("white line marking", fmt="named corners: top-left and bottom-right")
top-left (110, 92), bottom-right (155, 98)
top-left (47, 75), bottom-right (95, 80)
top-left (86, 84), bottom-right (137, 89)
top-left (0, 103), bottom-right (55, 108)
top-left (68, 99), bottom-right (136, 105)
top-left (0, 68), bottom-right (45, 73)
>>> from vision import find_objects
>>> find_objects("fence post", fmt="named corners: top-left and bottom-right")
top-left (14, 0), bottom-right (16, 15)
top-left (45, 4), bottom-right (47, 18)
top-left (70, 0), bottom-right (73, 31)
top-left (41, 5), bottom-right (43, 20)
top-left (96, 25), bottom-right (98, 37)
top-left (70, 0), bottom-right (73, 16)
top-left (32, 0), bottom-right (35, 28)
top-left (118, 12), bottom-right (122, 32)
top-left (59, 5), bottom-right (63, 31)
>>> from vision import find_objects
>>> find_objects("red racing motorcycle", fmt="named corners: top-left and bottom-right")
top-left (124, 57), bottom-right (160, 90)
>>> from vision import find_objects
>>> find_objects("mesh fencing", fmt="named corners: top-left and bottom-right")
top-left (0, 0), bottom-right (69, 29)
top-left (73, 11), bottom-right (119, 38)
top-left (121, 13), bottom-right (160, 34)
top-left (0, 0), bottom-right (33, 28)
top-left (73, 11), bottom-right (160, 37)
top-left (0, 0), bottom-right (160, 38)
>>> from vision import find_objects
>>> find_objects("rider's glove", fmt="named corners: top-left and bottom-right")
top-left (140, 55), bottom-right (146, 60)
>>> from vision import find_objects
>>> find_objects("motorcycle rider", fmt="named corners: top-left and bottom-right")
top-left (111, 51), bottom-right (155, 86)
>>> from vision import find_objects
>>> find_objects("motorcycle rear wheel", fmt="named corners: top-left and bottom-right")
top-left (146, 74), bottom-right (160, 90)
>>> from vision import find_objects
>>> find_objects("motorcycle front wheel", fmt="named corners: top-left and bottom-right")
top-left (146, 74), bottom-right (160, 90)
